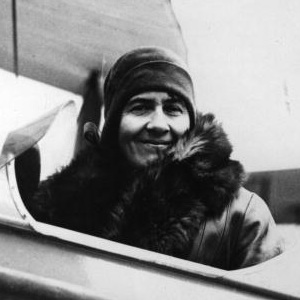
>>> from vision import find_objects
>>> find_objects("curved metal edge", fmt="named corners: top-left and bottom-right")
top-left (0, 265), bottom-right (107, 300)
top-left (218, 277), bottom-right (299, 300)
top-left (0, 216), bottom-right (293, 300)
top-left (5, 159), bottom-right (35, 227)
top-left (0, 212), bottom-right (30, 231)
top-left (30, 220), bottom-right (227, 280)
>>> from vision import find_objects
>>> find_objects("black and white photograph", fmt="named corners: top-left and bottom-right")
top-left (0, 0), bottom-right (299, 299)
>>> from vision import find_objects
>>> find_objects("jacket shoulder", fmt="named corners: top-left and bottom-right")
top-left (233, 187), bottom-right (266, 214)
top-left (224, 188), bottom-right (284, 269)
top-left (189, 188), bottom-right (284, 269)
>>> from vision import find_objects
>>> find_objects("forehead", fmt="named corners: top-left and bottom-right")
top-left (128, 91), bottom-right (185, 105)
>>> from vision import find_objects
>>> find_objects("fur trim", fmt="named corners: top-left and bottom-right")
top-left (29, 112), bottom-right (245, 259)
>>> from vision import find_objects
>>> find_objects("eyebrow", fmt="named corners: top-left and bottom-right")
top-left (163, 97), bottom-right (185, 105)
top-left (127, 97), bottom-right (147, 103)
top-left (128, 94), bottom-right (186, 105)
top-left (163, 96), bottom-right (187, 109)
top-left (125, 97), bottom-right (150, 107)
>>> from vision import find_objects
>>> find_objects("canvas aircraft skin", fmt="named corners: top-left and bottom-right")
top-left (1, 0), bottom-right (300, 299)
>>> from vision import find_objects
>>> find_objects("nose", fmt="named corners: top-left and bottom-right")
top-left (146, 108), bottom-right (170, 134)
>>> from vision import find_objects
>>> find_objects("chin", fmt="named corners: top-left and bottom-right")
top-left (130, 154), bottom-right (159, 169)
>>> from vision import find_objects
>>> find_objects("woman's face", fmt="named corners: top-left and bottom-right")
top-left (118, 91), bottom-right (190, 168)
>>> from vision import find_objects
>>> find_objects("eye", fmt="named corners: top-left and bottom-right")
top-left (163, 103), bottom-right (185, 116)
top-left (125, 103), bottom-right (150, 116)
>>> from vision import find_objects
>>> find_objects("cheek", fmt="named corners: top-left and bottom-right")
top-left (118, 115), bottom-right (141, 143)
top-left (118, 115), bottom-right (149, 167)
top-left (118, 118), bottom-right (134, 164)
top-left (118, 114), bottom-right (147, 154)
top-left (171, 115), bottom-right (191, 137)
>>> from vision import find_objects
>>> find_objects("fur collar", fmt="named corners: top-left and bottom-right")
top-left (31, 113), bottom-right (245, 259)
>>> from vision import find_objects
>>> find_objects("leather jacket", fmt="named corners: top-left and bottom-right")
top-left (189, 188), bottom-right (284, 270)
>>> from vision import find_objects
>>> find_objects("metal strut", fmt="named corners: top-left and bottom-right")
top-left (12, 0), bottom-right (19, 76)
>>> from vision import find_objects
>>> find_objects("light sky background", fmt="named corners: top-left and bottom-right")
top-left (172, 0), bottom-right (300, 172)
top-left (1, 0), bottom-right (300, 172)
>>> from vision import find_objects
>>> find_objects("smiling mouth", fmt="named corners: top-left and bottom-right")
top-left (139, 140), bottom-right (171, 149)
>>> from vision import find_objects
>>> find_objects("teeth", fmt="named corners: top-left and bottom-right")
top-left (143, 141), bottom-right (169, 145)
top-left (145, 143), bottom-right (168, 148)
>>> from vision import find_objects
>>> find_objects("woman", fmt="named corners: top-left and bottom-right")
top-left (28, 47), bottom-right (284, 270)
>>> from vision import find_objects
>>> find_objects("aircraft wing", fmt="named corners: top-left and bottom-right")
top-left (0, 0), bottom-right (186, 94)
